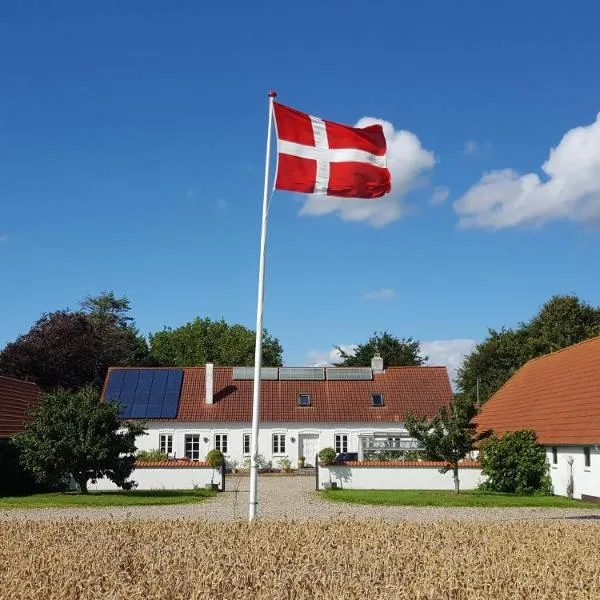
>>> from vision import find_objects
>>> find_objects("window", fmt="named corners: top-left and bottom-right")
top-left (215, 434), bottom-right (228, 454)
top-left (335, 434), bottom-right (348, 454)
top-left (584, 446), bottom-right (591, 468)
top-left (184, 434), bottom-right (200, 460)
top-left (371, 393), bottom-right (384, 406)
top-left (298, 393), bottom-right (312, 406)
top-left (552, 447), bottom-right (557, 465)
top-left (272, 433), bottom-right (286, 454)
top-left (159, 433), bottom-right (173, 455)
top-left (243, 433), bottom-right (251, 455)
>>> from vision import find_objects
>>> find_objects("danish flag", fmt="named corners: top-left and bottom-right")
top-left (273, 102), bottom-right (391, 199)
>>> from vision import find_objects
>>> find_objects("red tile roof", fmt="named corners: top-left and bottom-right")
top-left (0, 376), bottom-right (40, 437)
top-left (105, 366), bottom-right (452, 423)
top-left (335, 460), bottom-right (481, 468)
top-left (474, 336), bottom-right (600, 445)
top-left (135, 459), bottom-right (210, 468)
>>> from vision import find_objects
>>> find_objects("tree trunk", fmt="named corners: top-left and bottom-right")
top-left (453, 465), bottom-right (460, 494)
top-left (75, 475), bottom-right (89, 495)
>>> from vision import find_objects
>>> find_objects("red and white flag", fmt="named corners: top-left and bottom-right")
top-left (273, 102), bottom-right (391, 199)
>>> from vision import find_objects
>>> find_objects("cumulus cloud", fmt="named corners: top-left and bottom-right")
top-left (430, 186), bottom-right (450, 206)
top-left (454, 113), bottom-right (600, 228)
top-left (307, 344), bottom-right (357, 367)
top-left (421, 339), bottom-right (477, 386)
top-left (299, 117), bottom-right (437, 227)
top-left (363, 288), bottom-right (395, 301)
top-left (307, 338), bottom-right (477, 387)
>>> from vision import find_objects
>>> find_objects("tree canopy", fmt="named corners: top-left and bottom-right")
top-left (335, 331), bottom-right (426, 367)
top-left (405, 395), bottom-right (478, 493)
top-left (456, 295), bottom-right (600, 405)
top-left (148, 317), bottom-right (283, 367)
top-left (0, 292), bottom-right (149, 391)
top-left (12, 387), bottom-right (146, 494)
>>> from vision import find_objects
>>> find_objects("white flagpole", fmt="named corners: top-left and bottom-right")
top-left (248, 90), bottom-right (277, 522)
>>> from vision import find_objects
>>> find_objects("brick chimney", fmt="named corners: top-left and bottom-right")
top-left (205, 363), bottom-right (214, 404)
top-left (371, 353), bottom-right (384, 373)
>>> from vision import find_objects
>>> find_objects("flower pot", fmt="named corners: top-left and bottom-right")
top-left (323, 482), bottom-right (338, 490)
top-left (298, 458), bottom-right (305, 469)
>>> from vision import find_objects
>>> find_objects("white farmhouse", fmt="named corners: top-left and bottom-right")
top-left (474, 336), bottom-right (600, 501)
top-left (102, 357), bottom-right (453, 470)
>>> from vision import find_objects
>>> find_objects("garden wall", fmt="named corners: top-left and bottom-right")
top-left (87, 460), bottom-right (223, 492)
top-left (318, 460), bottom-right (484, 490)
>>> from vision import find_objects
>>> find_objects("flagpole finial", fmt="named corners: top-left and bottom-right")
top-left (268, 90), bottom-right (277, 98)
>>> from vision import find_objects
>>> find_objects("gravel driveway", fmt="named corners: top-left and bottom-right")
top-left (2, 475), bottom-right (599, 522)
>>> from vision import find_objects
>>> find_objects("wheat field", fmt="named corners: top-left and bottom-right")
top-left (1, 518), bottom-right (599, 599)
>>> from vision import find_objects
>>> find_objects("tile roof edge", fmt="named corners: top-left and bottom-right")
top-left (0, 375), bottom-right (40, 388)
top-left (524, 335), bottom-right (600, 366)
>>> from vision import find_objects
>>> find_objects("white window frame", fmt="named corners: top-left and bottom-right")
top-left (215, 433), bottom-right (228, 454)
top-left (272, 433), bottom-right (286, 455)
top-left (335, 433), bottom-right (348, 454)
top-left (184, 434), bottom-right (200, 460)
top-left (243, 433), bottom-right (251, 455)
top-left (159, 432), bottom-right (173, 455)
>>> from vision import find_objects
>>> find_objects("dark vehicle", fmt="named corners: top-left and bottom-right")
top-left (335, 452), bottom-right (359, 463)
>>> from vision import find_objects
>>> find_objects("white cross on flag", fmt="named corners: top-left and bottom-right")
top-left (273, 102), bottom-right (391, 199)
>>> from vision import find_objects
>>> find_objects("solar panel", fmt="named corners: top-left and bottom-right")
top-left (279, 367), bottom-right (325, 380)
top-left (232, 367), bottom-right (279, 380)
top-left (144, 403), bottom-right (163, 419)
top-left (146, 370), bottom-right (168, 417)
top-left (326, 367), bottom-right (373, 380)
top-left (160, 369), bottom-right (183, 418)
top-left (118, 370), bottom-right (141, 418)
top-left (104, 370), bottom-right (125, 403)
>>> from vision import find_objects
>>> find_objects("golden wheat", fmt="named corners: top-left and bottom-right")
top-left (1, 518), bottom-right (599, 599)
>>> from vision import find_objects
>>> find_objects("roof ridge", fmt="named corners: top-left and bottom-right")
top-left (0, 375), bottom-right (39, 387)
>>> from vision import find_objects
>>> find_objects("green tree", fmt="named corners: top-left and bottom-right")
top-left (336, 331), bottom-right (426, 367)
top-left (0, 292), bottom-right (149, 391)
top-left (12, 387), bottom-right (146, 494)
top-left (479, 430), bottom-right (551, 494)
top-left (405, 395), bottom-right (478, 493)
top-left (456, 295), bottom-right (600, 405)
top-left (149, 317), bottom-right (283, 366)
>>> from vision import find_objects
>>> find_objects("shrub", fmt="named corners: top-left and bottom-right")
top-left (277, 456), bottom-right (292, 472)
top-left (479, 429), bottom-right (552, 495)
top-left (206, 449), bottom-right (225, 468)
top-left (318, 448), bottom-right (336, 466)
top-left (136, 449), bottom-right (168, 461)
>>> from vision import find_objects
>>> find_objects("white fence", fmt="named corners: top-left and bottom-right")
top-left (87, 462), bottom-right (223, 491)
top-left (318, 461), bottom-right (484, 490)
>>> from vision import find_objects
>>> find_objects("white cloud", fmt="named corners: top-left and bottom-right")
top-left (307, 345), bottom-right (357, 367)
top-left (299, 117), bottom-right (437, 227)
top-left (454, 113), bottom-right (600, 228)
top-left (307, 338), bottom-right (477, 387)
top-left (430, 186), bottom-right (450, 205)
top-left (464, 140), bottom-right (480, 157)
top-left (363, 288), bottom-right (395, 301)
top-left (421, 338), bottom-right (477, 386)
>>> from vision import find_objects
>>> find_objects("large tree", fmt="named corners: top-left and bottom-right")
top-left (336, 331), bottom-right (426, 367)
top-left (148, 317), bottom-right (283, 367)
top-left (12, 387), bottom-right (146, 494)
top-left (456, 295), bottom-right (600, 405)
top-left (405, 395), bottom-right (478, 493)
top-left (0, 292), bottom-right (149, 391)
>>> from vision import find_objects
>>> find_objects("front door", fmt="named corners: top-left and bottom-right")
top-left (300, 434), bottom-right (319, 467)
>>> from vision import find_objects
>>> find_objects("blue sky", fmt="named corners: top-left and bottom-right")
top-left (2, 1), bottom-right (600, 383)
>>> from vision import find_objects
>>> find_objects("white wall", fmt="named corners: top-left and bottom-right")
top-left (133, 421), bottom-right (413, 469)
top-left (318, 464), bottom-right (484, 490)
top-left (88, 466), bottom-right (222, 491)
top-left (546, 445), bottom-right (600, 500)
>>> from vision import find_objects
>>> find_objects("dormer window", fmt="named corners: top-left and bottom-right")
top-left (298, 393), bottom-right (312, 407)
top-left (371, 393), bottom-right (384, 407)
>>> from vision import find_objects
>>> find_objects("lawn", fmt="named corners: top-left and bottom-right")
top-left (0, 489), bottom-right (216, 509)
top-left (322, 488), bottom-right (600, 508)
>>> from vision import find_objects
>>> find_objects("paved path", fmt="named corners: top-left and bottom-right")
top-left (2, 475), bottom-right (600, 522)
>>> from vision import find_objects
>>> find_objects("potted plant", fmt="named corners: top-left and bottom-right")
top-left (277, 456), bottom-right (292, 473)
top-left (205, 449), bottom-right (224, 491)
top-left (318, 447), bottom-right (338, 489)
top-left (298, 455), bottom-right (306, 469)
